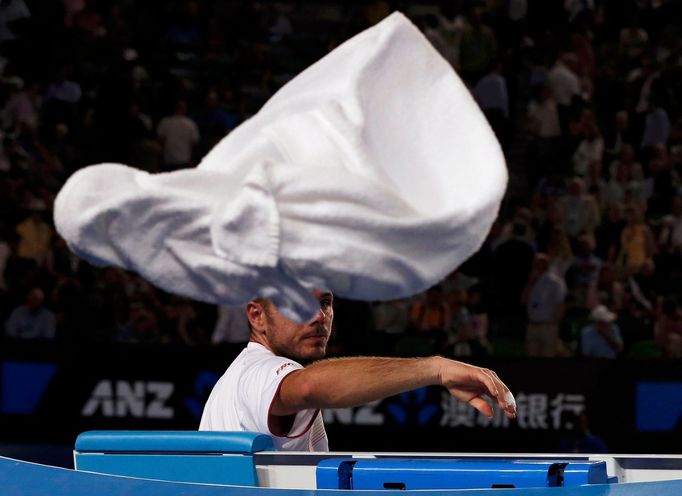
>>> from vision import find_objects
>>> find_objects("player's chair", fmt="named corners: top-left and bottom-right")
top-left (74, 431), bottom-right (272, 486)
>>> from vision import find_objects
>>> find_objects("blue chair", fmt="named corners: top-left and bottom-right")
top-left (74, 431), bottom-right (273, 486)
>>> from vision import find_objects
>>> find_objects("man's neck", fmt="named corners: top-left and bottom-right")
top-left (249, 336), bottom-right (274, 354)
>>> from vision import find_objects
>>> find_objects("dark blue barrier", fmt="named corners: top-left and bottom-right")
top-left (1, 340), bottom-right (681, 456)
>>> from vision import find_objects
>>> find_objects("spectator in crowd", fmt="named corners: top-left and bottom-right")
top-left (14, 198), bottom-right (52, 267)
top-left (566, 234), bottom-right (603, 311)
top-left (447, 287), bottom-right (490, 357)
top-left (496, 205), bottom-right (536, 248)
top-left (492, 222), bottom-right (536, 336)
top-left (45, 65), bottom-right (81, 105)
top-left (116, 302), bottom-right (164, 344)
top-left (157, 100), bottom-right (200, 171)
top-left (619, 16), bottom-right (649, 64)
top-left (408, 285), bottom-right (450, 352)
top-left (50, 273), bottom-right (87, 341)
top-left (536, 203), bottom-right (565, 251)
top-left (572, 123), bottom-right (603, 178)
top-left (547, 52), bottom-right (582, 130)
top-left (434, 3), bottom-right (465, 71)
top-left (604, 165), bottom-right (642, 206)
top-left (617, 204), bottom-right (654, 271)
top-left (585, 168), bottom-right (607, 214)
top-left (5, 287), bottom-right (55, 339)
top-left (665, 197), bottom-right (682, 249)
top-left (458, 5), bottom-right (497, 84)
top-left (557, 411), bottom-right (608, 453)
top-left (580, 304), bottom-right (624, 359)
top-left (527, 83), bottom-right (562, 184)
top-left (627, 258), bottom-right (656, 312)
top-left (654, 298), bottom-right (682, 358)
top-left (463, 284), bottom-right (491, 356)
top-left (663, 334), bottom-right (682, 359)
top-left (607, 149), bottom-right (639, 197)
top-left (473, 59), bottom-right (509, 146)
top-left (591, 263), bottom-right (625, 312)
top-left (123, 99), bottom-right (156, 170)
top-left (165, 296), bottom-right (210, 346)
top-left (371, 298), bottom-right (409, 340)
top-left (43, 65), bottom-right (81, 131)
top-left (594, 202), bottom-right (625, 263)
top-left (2, 78), bottom-right (40, 132)
top-left (640, 91), bottom-right (671, 150)
top-left (567, 107), bottom-right (595, 148)
top-left (642, 144), bottom-right (673, 213)
top-left (267, 4), bottom-right (293, 44)
top-left (655, 197), bottom-right (682, 293)
top-left (193, 88), bottom-right (239, 152)
top-left (603, 111), bottom-right (635, 162)
top-left (523, 253), bottom-right (567, 357)
top-left (420, 14), bottom-right (451, 64)
top-left (632, 55), bottom-right (660, 117)
top-left (617, 285), bottom-right (654, 352)
top-left (0, 236), bottom-right (10, 293)
top-left (545, 225), bottom-right (574, 276)
top-left (641, 153), bottom-right (661, 203)
top-left (560, 177), bottom-right (601, 240)
top-left (442, 269), bottom-right (479, 294)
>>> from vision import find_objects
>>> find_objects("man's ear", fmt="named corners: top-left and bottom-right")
top-left (246, 300), bottom-right (266, 333)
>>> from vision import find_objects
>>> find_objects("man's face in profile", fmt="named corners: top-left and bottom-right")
top-left (255, 290), bottom-right (334, 364)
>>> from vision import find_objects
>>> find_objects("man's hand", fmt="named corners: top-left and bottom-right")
top-left (435, 357), bottom-right (517, 419)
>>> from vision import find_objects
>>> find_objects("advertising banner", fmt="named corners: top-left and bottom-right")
top-left (1, 340), bottom-right (680, 454)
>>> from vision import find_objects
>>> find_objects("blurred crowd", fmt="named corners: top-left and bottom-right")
top-left (1, 0), bottom-right (682, 359)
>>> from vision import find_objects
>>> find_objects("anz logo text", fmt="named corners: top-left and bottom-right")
top-left (82, 380), bottom-right (174, 419)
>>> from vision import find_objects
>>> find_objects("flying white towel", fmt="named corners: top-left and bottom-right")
top-left (53, 12), bottom-right (507, 323)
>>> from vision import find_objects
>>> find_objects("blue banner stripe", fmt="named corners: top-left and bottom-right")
top-left (636, 382), bottom-right (682, 432)
top-left (1, 362), bottom-right (58, 415)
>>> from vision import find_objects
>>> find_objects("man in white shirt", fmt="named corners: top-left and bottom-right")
top-left (547, 53), bottom-right (581, 108)
top-left (547, 52), bottom-right (581, 135)
top-left (200, 290), bottom-right (517, 451)
top-left (157, 100), bottom-right (200, 170)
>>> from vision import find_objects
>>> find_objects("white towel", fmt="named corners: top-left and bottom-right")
top-left (53, 12), bottom-right (507, 323)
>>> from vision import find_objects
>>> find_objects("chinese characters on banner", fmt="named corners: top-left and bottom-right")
top-left (440, 392), bottom-right (586, 430)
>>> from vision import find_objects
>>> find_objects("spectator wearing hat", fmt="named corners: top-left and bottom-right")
top-left (580, 305), bottom-right (624, 359)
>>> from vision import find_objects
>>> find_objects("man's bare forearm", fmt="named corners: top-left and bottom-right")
top-left (273, 355), bottom-right (516, 421)
top-left (275, 356), bottom-right (442, 415)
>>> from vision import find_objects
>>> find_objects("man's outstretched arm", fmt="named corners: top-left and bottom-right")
top-left (272, 355), bottom-right (516, 419)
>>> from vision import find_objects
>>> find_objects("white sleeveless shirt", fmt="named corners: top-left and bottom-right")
top-left (199, 342), bottom-right (328, 451)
